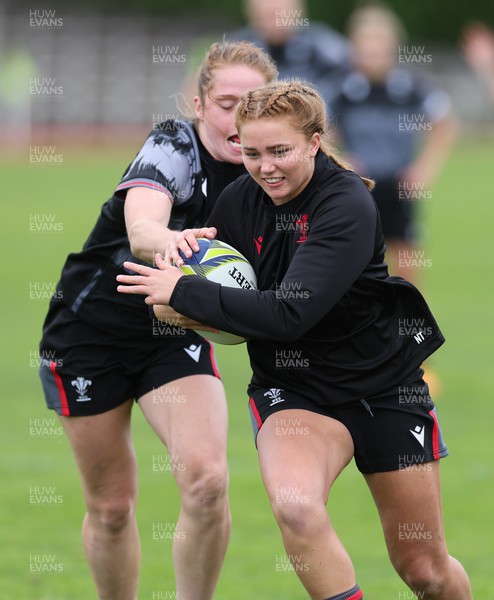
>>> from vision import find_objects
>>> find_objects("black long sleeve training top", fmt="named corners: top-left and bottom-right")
top-left (170, 151), bottom-right (444, 405)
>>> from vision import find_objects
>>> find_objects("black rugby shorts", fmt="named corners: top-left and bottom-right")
top-left (248, 374), bottom-right (448, 474)
top-left (39, 305), bottom-right (221, 416)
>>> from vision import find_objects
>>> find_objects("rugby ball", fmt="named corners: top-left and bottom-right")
top-left (176, 238), bottom-right (257, 345)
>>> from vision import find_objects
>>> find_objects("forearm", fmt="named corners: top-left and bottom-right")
top-left (170, 277), bottom-right (305, 341)
top-left (127, 219), bottom-right (178, 264)
top-left (153, 304), bottom-right (217, 333)
top-left (170, 230), bottom-right (374, 342)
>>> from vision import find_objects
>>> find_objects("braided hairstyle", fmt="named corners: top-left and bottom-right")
top-left (236, 79), bottom-right (375, 190)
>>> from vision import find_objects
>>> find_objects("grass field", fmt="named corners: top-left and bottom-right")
top-left (1, 136), bottom-right (493, 599)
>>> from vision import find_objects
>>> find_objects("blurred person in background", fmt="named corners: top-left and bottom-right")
top-left (229, 0), bottom-right (350, 106)
top-left (38, 41), bottom-right (276, 600)
top-left (328, 3), bottom-right (458, 396)
top-left (328, 3), bottom-right (457, 285)
top-left (461, 21), bottom-right (494, 104)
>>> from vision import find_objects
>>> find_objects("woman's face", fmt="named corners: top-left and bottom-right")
top-left (195, 65), bottom-right (267, 164)
top-left (351, 22), bottom-right (398, 81)
top-left (240, 117), bottom-right (320, 205)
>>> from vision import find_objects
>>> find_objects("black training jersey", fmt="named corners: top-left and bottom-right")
top-left (328, 68), bottom-right (451, 180)
top-left (170, 151), bottom-right (445, 405)
top-left (46, 120), bottom-right (245, 339)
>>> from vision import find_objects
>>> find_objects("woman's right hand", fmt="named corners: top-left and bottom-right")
top-left (163, 227), bottom-right (217, 266)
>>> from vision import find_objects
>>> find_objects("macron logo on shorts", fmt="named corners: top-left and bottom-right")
top-left (184, 344), bottom-right (202, 363)
top-left (410, 425), bottom-right (425, 448)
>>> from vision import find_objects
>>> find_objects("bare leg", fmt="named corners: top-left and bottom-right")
top-left (257, 409), bottom-right (356, 599)
top-left (139, 375), bottom-right (230, 600)
top-left (60, 400), bottom-right (139, 600)
top-left (365, 462), bottom-right (472, 599)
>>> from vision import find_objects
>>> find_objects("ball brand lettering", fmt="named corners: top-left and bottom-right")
top-left (228, 266), bottom-right (254, 289)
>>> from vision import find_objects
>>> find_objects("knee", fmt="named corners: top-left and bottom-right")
top-left (270, 494), bottom-right (324, 539)
top-left (178, 459), bottom-right (229, 516)
top-left (394, 554), bottom-right (448, 596)
top-left (86, 494), bottom-right (137, 535)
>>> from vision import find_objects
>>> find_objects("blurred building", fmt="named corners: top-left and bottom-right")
top-left (1, 11), bottom-right (492, 143)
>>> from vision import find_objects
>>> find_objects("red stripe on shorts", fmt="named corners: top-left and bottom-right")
top-left (50, 360), bottom-right (70, 416)
top-left (429, 408), bottom-right (440, 459)
top-left (207, 341), bottom-right (221, 379)
top-left (249, 397), bottom-right (263, 430)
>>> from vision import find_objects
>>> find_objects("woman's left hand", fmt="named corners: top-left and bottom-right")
top-left (117, 253), bottom-right (183, 305)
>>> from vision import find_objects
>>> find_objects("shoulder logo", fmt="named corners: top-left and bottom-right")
top-left (296, 214), bottom-right (309, 244)
top-left (184, 344), bottom-right (202, 363)
top-left (71, 377), bottom-right (92, 402)
top-left (254, 236), bottom-right (263, 255)
top-left (409, 425), bottom-right (425, 448)
top-left (264, 387), bottom-right (285, 406)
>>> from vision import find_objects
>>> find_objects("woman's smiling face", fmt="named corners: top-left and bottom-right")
top-left (240, 116), bottom-right (320, 205)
